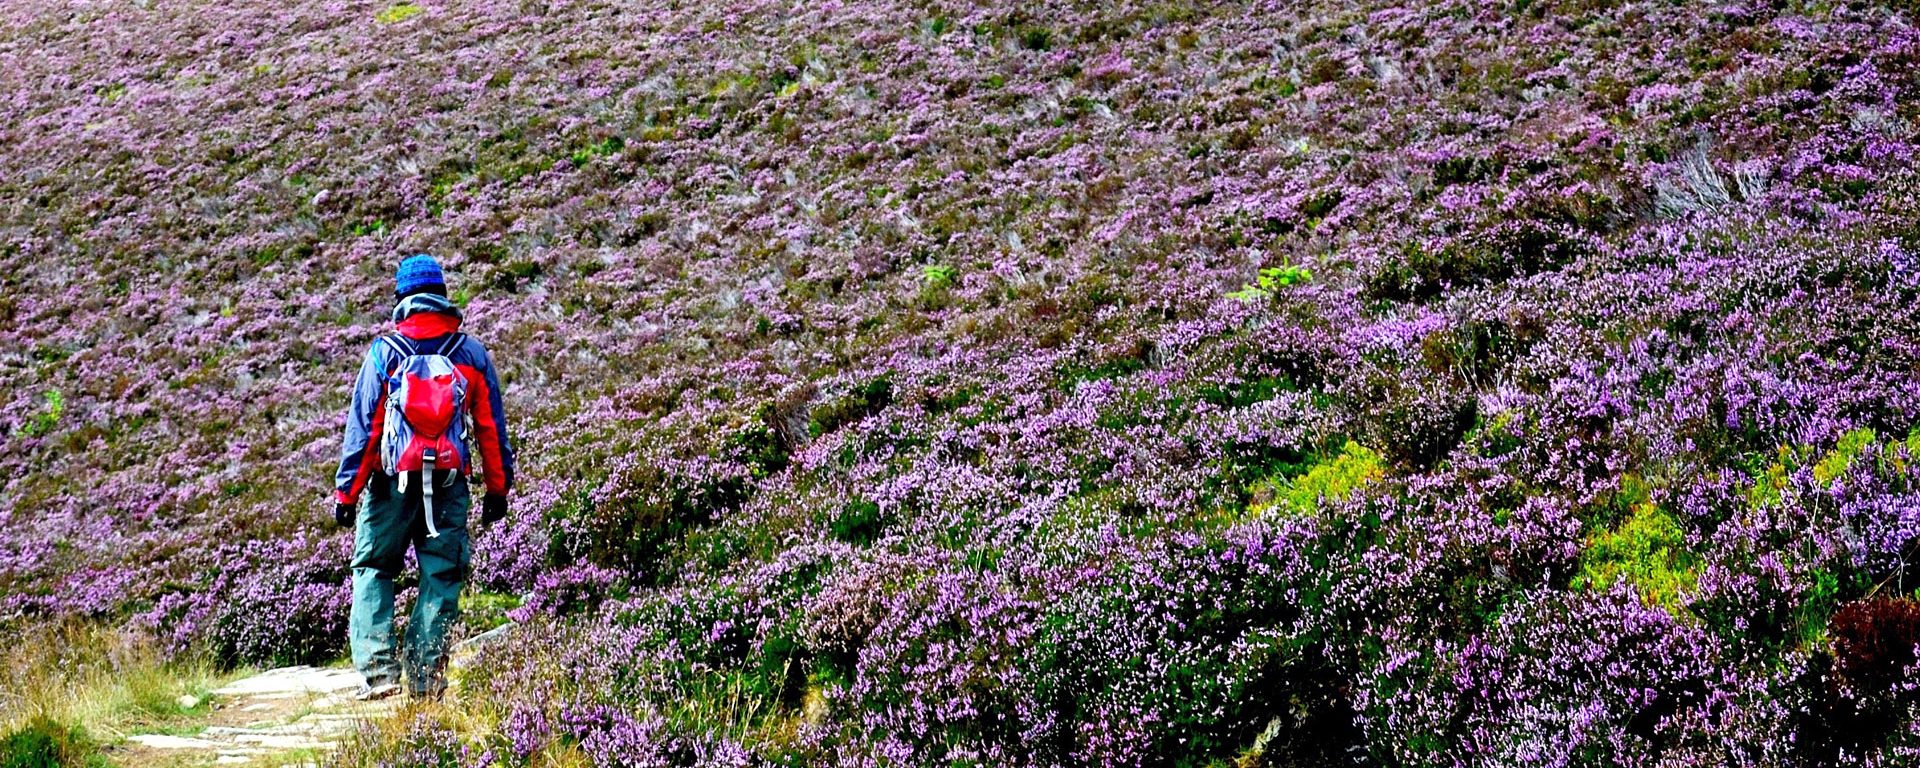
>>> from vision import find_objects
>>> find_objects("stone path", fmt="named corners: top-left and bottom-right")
top-left (115, 665), bottom-right (402, 766)
top-left (107, 625), bottom-right (511, 766)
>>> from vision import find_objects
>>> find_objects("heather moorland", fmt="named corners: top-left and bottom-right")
top-left (6, 0), bottom-right (1920, 765)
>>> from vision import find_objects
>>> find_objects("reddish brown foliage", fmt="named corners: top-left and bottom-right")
top-left (1830, 598), bottom-right (1920, 697)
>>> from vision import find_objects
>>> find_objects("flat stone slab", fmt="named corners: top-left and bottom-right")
top-left (127, 734), bottom-right (224, 750)
top-left (122, 665), bottom-right (401, 765)
top-left (211, 665), bottom-right (362, 697)
top-left (229, 733), bottom-right (333, 749)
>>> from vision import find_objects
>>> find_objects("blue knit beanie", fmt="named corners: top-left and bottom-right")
top-left (395, 254), bottom-right (446, 297)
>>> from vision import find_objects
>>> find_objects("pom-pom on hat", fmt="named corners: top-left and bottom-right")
top-left (395, 254), bottom-right (447, 297)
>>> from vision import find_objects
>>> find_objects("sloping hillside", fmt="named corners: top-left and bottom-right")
top-left (6, 0), bottom-right (1920, 764)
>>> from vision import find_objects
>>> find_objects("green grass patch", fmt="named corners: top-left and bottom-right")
top-left (0, 716), bottom-right (107, 768)
top-left (1227, 264), bottom-right (1312, 302)
top-left (2, 623), bottom-right (227, 763)
top-left (1744, 446), bottom-right (1796, 510)
top-left (809, 378), bottom-right (893, 438)
top-left (828, 500), bottom-right (889, 546)
top-left (1748, 427), bottom-right (1888, 507)
top-left (462, 592), bottom-right (523, 631)
top-left (1195, 374), bottom-right (1295, 409)
top-left (920, 263), bottom-right (955, 290)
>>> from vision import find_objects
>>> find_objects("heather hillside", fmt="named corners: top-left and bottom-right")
top-left (6, 0), bottom-right (1920, 764)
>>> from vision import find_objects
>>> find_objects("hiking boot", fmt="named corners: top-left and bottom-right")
top-left (408, 682), bottom-right (446, 702)
top-left (354, 681), bottom-right (401, 701)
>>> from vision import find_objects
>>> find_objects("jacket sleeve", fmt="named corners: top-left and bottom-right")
top-left (334, 342), bottom-right (389, 504)
top-left (464, 341), bottom-right (515, 496)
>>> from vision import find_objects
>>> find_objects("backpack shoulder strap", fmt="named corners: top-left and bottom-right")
top-left (433, 332), bottom-right (465, 358)
top-left (377, 335), bottom-right (417, 383)
top-left (379, 334), bottom-right (415, 361)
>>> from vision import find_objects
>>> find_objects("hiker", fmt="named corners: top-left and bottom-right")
top-left (332, 254), bottom-right (515, 701)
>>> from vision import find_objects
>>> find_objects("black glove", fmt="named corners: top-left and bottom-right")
top-left (482, 494), bottom-right (508, 526)
top-left (334, 502), bottom-right (356, 529)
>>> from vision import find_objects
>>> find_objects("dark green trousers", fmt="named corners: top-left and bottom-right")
top-left (349, 472), bottom-right (469, 696)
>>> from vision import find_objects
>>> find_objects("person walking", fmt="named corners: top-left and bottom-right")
top-left (332, 254), bottom-right (514, 700)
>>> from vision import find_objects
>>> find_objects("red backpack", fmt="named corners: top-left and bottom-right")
top-left (377, 333), bottom-right (470, 537)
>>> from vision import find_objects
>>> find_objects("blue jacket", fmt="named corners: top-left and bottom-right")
top-left (334, 294), bottom-right (515, 503)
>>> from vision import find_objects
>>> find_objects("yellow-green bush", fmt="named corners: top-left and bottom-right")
top-left (374, 3), bottom-right (423, 24)
top-left (1813, 427), bottom-right (1877, 485)
top-left (1749, 427), bottom-right (1887, 507)
top-left (1249, 442), bottom-right (1385, 518)
top-left (1576, 503), bottom-right (1699, 612)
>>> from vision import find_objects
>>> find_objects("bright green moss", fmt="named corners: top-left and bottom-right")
top-left (1616, 473), bottom-right (1653, 509)
top-left (374, 3), bottom-right (423, 24)
top-left (921, 263), bottom-right (956, 290)
top-left (1896, 428), bottom-right (1920, 478)
top-left (1744, 428), bottom-right (1886, 507)
top-left (1577, 503), bottom-right (1699, 612)
top-left (1249, 442), bottom-right (1384, 517)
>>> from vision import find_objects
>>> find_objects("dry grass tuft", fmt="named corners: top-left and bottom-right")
top-left (0, 621), bottom-right (226, 752)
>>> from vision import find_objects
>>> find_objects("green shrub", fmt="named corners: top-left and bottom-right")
top-left (1363, 221), bottom-right (1594, 305)
top-left (1747, 428), bottom-right (1881, 507)
top-left (1227, 264), bottom-right (1312, 301)
top-left (1462, 411), bottom-right (1523, 459)
top-left (1745, 446), bottom-right (1796, 510)
top-left (1814, 427), bottom-right (1877, 485)
top-left (374, 3), bottom-right (423, 23)
top-left (920, 263), bottom-right (955, 290)
top-left (570, 135), bottom-right (625, 166)
top-left (918, 264), bottom-right (956, 308)
top-left (1194, 374), bottom-right (1295, 409)
top-left (1248, 442), bottom-right (1384, 517)
top-left (1891, 428), bottom-right (1920, 476)
top-left (546, 462), bottom-right (745, 581)
top-left (809, 378), bottom-right (894, 437)
top-left (20, 391), bottom-right (61, 438)
top-left (0, 717), bottom-right (105, 768)
top-left (829, 500), bottom-right (889, 546)
top-left (1798, 568), bottom-right (1842, 649)
top-left (1017, 26), bottom-right (1052, 50)
top-left (1576, 503), bottom-right (1699, 612)
top-left (725, 413), bottom-right (790, 478)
